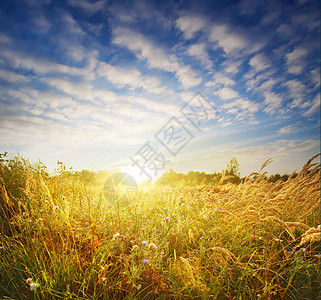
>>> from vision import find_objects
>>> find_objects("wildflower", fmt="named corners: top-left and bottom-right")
top-left (132, 245), bottom-right (139, 251)
top-left (112, 233), bottom-right (120, 240)
top-left (142, 240), bottom-right (147, 246)
top-left (161, 251), bottom-right (165, 255)
top-left (179, 196), bottom-right (183, 199)
top-left (25, 278), bottom-right (33, 284)
top-left (142, 228), bottom-right (146, 232)
top-left (30, 282), bottom-right (39, 291)
top-left (144, 259), bottom-right (149, 264)
top-left (165, 217), bottom-right (170, 222)
top-left (148, 243), bottom-right (157, 250)
top-left (274, 238), bottom-right (283, 242)
top-left (25, 278), bottom-right (39, 291)
top-left (199, 237), bottom-right (203, 241)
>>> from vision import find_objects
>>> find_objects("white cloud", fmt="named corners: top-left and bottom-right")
top-left (0, 33), bottom-right (11, 45)
top-left (223, 98), bottom-right (259, 114)
top-left (246, 70), bottom-right (275, 91)
top-left (222, 59), bottom-right (243, 74)
top-left (41, 78), bottom-right (92, 100)
top-left (303, 94), bottom-right (320, 116)
top-left (209, 24), bottom-right (248, 54)
top-left (176, 15), bottom-right (207, 39)
top-left (97, 62), bottom-right (165, 94)
top-left (264, 92), bottom-right (283, 114)
top-left (126, 96), bottom-right (179, 116)
top-left (285, 46), bottom-right (308, 75)
top-left (67, 0), bottom-right (106, 15)
top-left (206, 72), bottom-right (236, 88)
top-left (112, 27), bottom-right (201, 89)
top-left (249, 53), bottom-right (270, 72)
top-left (214, 73), bottom-right (236, 86)
top-left (216, 87), bottom-right (239, 100)
top-left (175, 65), bottom-right (201, 89)
top-left (0, 69), bottom-right (30, 83)
top-left (284, 79), bottom-right (306, 108)
top-left (186, 43), bottom-right (212, 67)
top-left (2, 49), bottom-right (85, 76)
top-left (113, 27), bottom-right (176, 72)
top-left (278, 125), bottom-right (296, 134)
top-left (261, 9), bottom-right (282, 25)
top-left (33, 15), bottom-right (52, 33)
top-left (310, 67), bottom-right (320, 87)
top-left (61, 13), bottom-right (86, 36)
top-left (259, 78), bottom-right (278, 91)
top-left (276, 24), bottom-right (292, 37)
top-left (274, 139), bottom-right (320, 155)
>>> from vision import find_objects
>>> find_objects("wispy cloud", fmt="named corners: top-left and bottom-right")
top-left (0, 69), bottom-right (30, 83)
top-left (97, 62), bottom-right (166, 94)
top-left (278, 125), bottom-right (296, 134)
top-left (66, 0), bottom-right (106, 15)
top-left (186, 43), bottom-right (212, 67)
top-left (285, 46), bottom-right (308, 74)
top-left (112, 27), bottom-right (201, 89)
top-left (263, 92), bottom-right (284, 115)
top-left (216, 87), bottom-right (240, 100)
top-left (249, 53), bottom-right (270, 72)
top-left (303, 94), bottom-right (320, 117)
top-left (0, 0), bottom-right (319, 174)
top-left (176, 15), bottom-right (207, 39)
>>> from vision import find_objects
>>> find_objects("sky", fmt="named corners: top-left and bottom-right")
top-left (0, 0), bottom-right (320, 181)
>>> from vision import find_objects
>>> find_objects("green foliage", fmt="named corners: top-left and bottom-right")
top-left (156, 169), bottom-right (222, 186)
top-left (156, 157), bottom-right (243, 186)
top-left (224, 157), bottom-right (241, 184)
top-left (268, 173), bottom-right (297, 183)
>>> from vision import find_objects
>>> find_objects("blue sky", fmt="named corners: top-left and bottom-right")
top-left (0, 0), bottom-right (320, 180)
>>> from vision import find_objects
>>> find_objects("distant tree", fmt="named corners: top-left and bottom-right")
top-left (268, 173), bottom-right (281, 183)
top-left (155, 169), bottom-right (178, 186)
top-left (77, 169), bottom-right (96, 184)
top-left (226, 157), bottom-right (240, 177)
top-left (225, 157), bottom-right (241, 184)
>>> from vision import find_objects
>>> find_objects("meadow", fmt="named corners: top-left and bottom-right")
top-left (0, 153), bottom-right (320, 299)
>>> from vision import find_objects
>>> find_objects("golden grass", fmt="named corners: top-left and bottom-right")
top-left (0, 154), bottom-right (320, 299)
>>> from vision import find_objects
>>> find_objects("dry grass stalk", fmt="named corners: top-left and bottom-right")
top-left (261, 216), bottom-right (295, 240)
top-left (258, 158), bottom-right (273, 174)
top-left (295, 225), bottom-right (320, 248)
top-left (210, 246), bottom-right (237, 262)
top-left (285, 222), bottom-right (310, 233)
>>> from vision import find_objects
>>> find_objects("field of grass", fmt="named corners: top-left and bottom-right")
top-left (0, 154), bottom-right (320, 299)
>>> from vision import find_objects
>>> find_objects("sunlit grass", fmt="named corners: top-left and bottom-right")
top-left (0, 154), bottom-right (320, 299)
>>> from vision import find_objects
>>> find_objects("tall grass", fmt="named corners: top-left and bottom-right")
top-left (0, 154), bottom-right (320, 299)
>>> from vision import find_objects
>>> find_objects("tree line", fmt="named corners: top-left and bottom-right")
top-left (155, 157), bottom-right (298, 186)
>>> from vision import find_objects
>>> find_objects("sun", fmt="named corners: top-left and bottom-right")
top-left (126, 166), bottom-right (150, 184)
